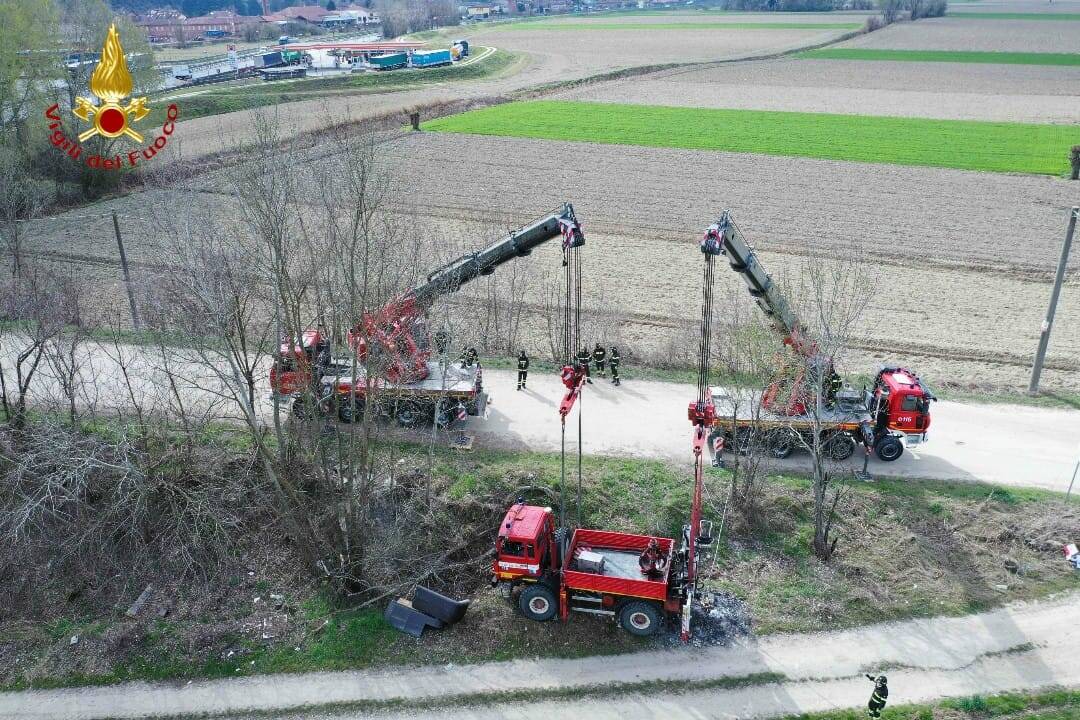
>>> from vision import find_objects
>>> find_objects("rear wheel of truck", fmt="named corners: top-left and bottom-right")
top-left (874, 435), bottom-right (904, 462)
top-left (519, 584), bottom-right (557, 622)
top-left (619, 601), bottom-right (660, 637)
top-left (337, 397), bottom-right (363, 423)
top-left (396, 401), bottom-right (424, 428)
top-left (823, 432), bottom-right (856, 461)
top-left (766, 429), bottom-right (795, 459)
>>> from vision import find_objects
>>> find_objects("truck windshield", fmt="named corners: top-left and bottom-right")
top-left (500, 539), bottom-right (525, 557)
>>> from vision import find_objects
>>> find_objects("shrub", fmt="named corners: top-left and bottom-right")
top-left (864, 14), bottom-right (885, 31)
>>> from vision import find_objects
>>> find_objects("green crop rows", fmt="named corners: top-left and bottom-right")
top-left (423, 101), bottom-right (1080, 176)
top-left (800, 48), bottom-right (1080, 66)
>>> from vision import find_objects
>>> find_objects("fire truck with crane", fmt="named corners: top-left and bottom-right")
top-left (702, 212), bottom-right (936, 463)
top-left (269, 204), bottom-right (585, 427)
top-left (492, 223), bottom-right (717, 640)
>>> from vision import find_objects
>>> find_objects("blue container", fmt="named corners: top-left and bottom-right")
top-left (411, 49), bottom-right (453, 68)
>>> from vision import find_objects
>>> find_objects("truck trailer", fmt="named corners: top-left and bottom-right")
top-left (368, 51), bottom-right (408, 70)
top-left (411, 49), bottom-right (453, 68)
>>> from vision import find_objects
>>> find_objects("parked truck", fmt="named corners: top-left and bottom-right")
top-left (270, 204), bottom-right (586, 427)
top-left (702, 212), bottom-right (935, 462)
top-left (368, 51), bottom-right (408, 70)
top-left (252, 51), bottom-right (283, 68)
top-left (411, 49), bottom-right (453, 68)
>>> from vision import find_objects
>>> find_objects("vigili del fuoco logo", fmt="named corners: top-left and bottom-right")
top-left (45, 23), bottom-right (179, 170)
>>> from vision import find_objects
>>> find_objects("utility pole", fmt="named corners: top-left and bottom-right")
top-left (112, 211), bottom-right (141, 331)
top-left (1028, 206), bottom-right (1077, 394)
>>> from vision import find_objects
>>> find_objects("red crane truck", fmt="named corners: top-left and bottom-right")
top-left (493, 223), bottom-right (717, 641)
top-left (703, 212), bottom-right (936, 463)
top-left (269, 204), bottom-right (585, 426)
top-left (492, 503), bottom-right (709, 637)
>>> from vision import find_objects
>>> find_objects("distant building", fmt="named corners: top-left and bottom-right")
top-left (262, 5), bottom-right (334, 24)
top-left (136, 9), bottom-right (261, 42)
top-left (322, 8), bottom-right (380, 28)
top-left (466, 2), bottom-right (495, 18)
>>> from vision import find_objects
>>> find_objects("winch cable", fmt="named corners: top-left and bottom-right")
top-left (558, 230), bottom-right (584, 530)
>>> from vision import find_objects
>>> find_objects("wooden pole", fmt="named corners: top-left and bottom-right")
top-left (1028, 207), bottom-right (1077, 394)
top-left (1071, 146), bottom-right (1080, 181)
top-left (112, 211), bottom-right (141, 331)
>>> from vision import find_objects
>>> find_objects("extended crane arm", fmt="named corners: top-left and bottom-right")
top-left (414, 204), bottom-right (583, 306)
top-left (705, 212), bottom-right (815, 357)
top-left (349, 204), bottom-right (584, 384)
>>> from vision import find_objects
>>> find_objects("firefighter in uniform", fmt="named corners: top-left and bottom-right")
top-left (592, 343), bottom-right (607, 377)
top-left (516, 350), bottom-right (529, 390)
top-left (577, 346), bottom-right (593, 383)
top-left (460, 347), bottom-right (478, 369)
top-left (865, 674), bottom-right (888, 718)
top-left (609, 346), bottom-right (621, 386)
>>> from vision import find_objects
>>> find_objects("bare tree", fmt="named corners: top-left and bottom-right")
top-left (0, 266), bottom-right (81, 427)
top-left (0, 145), bottom-right (51, 277)
top-left (778, 256), bottom-right (877, 561)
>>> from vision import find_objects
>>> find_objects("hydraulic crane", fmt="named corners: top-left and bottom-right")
top-left (270, 204), bottom-right (585, 425)
top-left (703, 212), bottom-right (935, 462)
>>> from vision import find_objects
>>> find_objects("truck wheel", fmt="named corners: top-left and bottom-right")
top-left (337, 397), bottom-right (363, 424)
top-left (875, 435), bottom-right (904, 462)
top-left (519, 584), bottom-right (557, 622)
top-left (396, 401), bottom-right (424, 428)
top-left (619, 601), bottom-right (660, 637)
top-left (823, 432), bottom-right (856, 461)
top-left (766, 429), bottom-right (794, 459)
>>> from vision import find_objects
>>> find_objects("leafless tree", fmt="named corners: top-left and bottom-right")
top-left (0, 145), bottom-right (51, 277)
top-left (0, 266), bottom-right (81, 427)
top-left (778, 255), bottom-right (877, 561)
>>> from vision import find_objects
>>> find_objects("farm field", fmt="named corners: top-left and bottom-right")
top-left (423, 100), bottom-right (1080, 175)
top-left (23, 129), bottom-right (1080, 393)
top-left (841, 16), bottom-right (1080, 53)
top-left (162, 13), bottom-right (855, 161)
top-left (799, 48), bottom-right (1080, 65)
top-left (554, 57), bottom-right (1080, 123)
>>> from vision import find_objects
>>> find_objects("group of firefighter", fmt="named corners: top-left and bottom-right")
top-left (515, 343), bottom-right (622, 391)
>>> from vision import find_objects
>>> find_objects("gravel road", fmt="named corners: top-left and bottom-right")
top-left (3, 591), bottom-right (1077, 720)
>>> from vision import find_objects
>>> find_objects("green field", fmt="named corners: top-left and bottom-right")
top-left (503, 20), bottom-right (861, 30)
top-left (800, 48), bottom-right (1080, 66)
top-left (948, 11), bottom-right (1080, 19)
top-left (423, 101), bottom-right (1080, 176)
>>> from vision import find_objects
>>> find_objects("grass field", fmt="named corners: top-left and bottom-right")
top-left (5, 431), bottom-right (1076, 689)
top-left (799, 48), bottom-right (1080, 66)
top-left (948, 11), bottom-right (1080, 19)
top-left (503, 20), bottom-right (862, 30)
top-left (424, 100), bottom-right (1080, 176)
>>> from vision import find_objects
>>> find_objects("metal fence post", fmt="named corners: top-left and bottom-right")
top-left (1028, 207), bottom-right (1078, 394)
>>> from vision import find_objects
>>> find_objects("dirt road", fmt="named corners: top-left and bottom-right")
top-left (470, 368), bottom-right (1080, 491)
top-left (6, 332), bottom-right (1078, 492)
top-left (3, 591), bottom-right (1077, 720)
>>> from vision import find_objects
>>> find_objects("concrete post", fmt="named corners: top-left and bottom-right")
top-left (112, 211), bottom-right (141, 331)
top-left (1071, 145), bottom-right (1080, 180)
top-left (409, 112), bottom-right (420, 131)
top-left (1028, 206), bottom-right (1078, 394)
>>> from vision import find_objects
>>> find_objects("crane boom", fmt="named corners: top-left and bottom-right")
top-left (349, 204), bottom-right (583, 383)
top-left (414, 204), bottom-right (582, 306)
top-left (705, 212), bottom-right (814, 357)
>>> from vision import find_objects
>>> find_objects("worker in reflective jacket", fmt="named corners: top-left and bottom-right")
top-left (516, 350), bottom-right (529, 390)
top-left (577, 347), bottom-right (593, 383)
top-left (865, 675), bottom-right (888, 718)
top-left (592, 343), bottom-right (607, 377)
top-left (609, 346), bottom-right (621, 386)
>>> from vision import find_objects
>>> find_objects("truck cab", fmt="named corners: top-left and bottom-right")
top-left (871, 366), bottom-right (935, 450)
top-left (493, 503), bottom-right (557, 583)
top-left (269, 329), bottom-right (327, 396)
